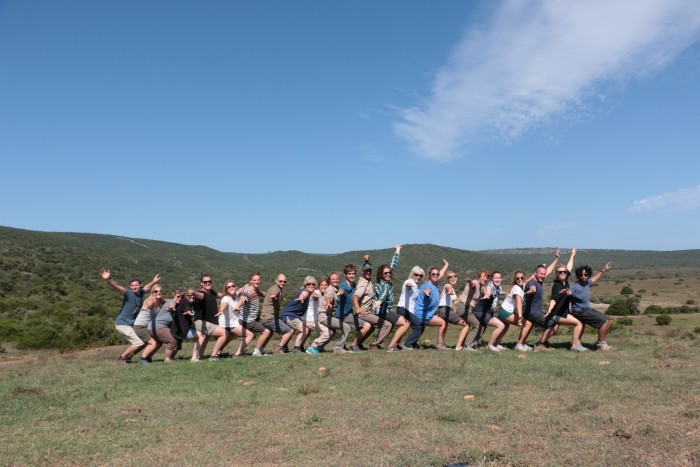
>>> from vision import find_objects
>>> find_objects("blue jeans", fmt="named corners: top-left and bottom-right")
top-left (403, 312), bottom-right (426, 348)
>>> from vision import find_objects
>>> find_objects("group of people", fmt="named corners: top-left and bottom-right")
top-left (100, 246), bottom-right (615, 365)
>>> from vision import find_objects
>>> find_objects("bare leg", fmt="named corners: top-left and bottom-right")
top-left (487, 318), bottom-right (506, 350)
top-left (388, 316), bottom-right (411, 348)
top-left (121, 344), bottom-right (144, 360)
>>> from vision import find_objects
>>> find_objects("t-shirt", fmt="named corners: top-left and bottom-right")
top-left (219, 295), bottom-right (241, 328)
top-left (281, 289), bottom-right (311, 320)
top-left (570, 279), bottom-right (593, 312)
top-left (154, 299), bottom-right (176, 329)
top-left (337, 281), bottom-right (356, 319)
top-left (501, 285), bottom-right (524, 313)
top-left (305, 289), bottom-right (322, 323)
top-left (412, 281), bottom-right (440, 323)
top-left (549, 280), bottom-right (571, 316)
top-left (260, 284), bottom-right (283, 322)
top-left (439, 284), bottom-right (457, 308)
top-left (397, 278), bottom-right (417, 311)
top-left (239, 286), bottom-right (260, 324)
top-left (462, 282), bottom-right (484, 312)
top-left (194, 289), bottom-right (219, 324)
top-left (523, 279), bottom-right (544, 315)
top-left (115, 289), bottom-right (146, 326)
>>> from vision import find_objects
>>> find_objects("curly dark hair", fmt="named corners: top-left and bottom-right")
top-left (575, 265), bottom-right (593, 280)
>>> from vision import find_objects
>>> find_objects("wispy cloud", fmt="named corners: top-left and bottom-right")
top-left (394, 0), bottom-right (700, 160)
top-left (630, 185), bottom-right (700, 213)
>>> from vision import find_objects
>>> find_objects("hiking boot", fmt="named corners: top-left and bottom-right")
top-left (306, 347), bottom-right (321, 355)
top-left (570, 344), bottom-right (588, 353)
top-left (596, 341), bottom-right (614, 351)
top-left (436, 343), bottom-right (448, 351)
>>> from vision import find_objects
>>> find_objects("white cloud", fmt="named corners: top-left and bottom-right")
top-left (394, 0), bottom-right (700, 160)
top-left (630, 185), bottom-right (700, 213)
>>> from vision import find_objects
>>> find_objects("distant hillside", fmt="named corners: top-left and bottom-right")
top-left (1, 225), bottom-right (698, 352)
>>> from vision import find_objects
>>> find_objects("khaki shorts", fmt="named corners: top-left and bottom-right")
top-left (194, 320), bottom-right (220, 336)
top-left (115, 324), bottom-right (145, 346)
top-left (133, 325), bottom-right (153, 343)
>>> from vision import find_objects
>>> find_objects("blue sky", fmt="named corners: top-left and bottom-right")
top-left (2, 0), bottom-right (700, 253)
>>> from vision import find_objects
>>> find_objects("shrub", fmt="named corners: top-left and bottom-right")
top-left (607, 297), bottom-right (640, 316)
top-left (656, 315), bottom-right (672, 326)
top-left (616, 317), bottom-right (633, 326)
top-left (638, 289), bottom-right (647, 293)
top-left (693, 326), bottom-right (700, 335)
top-left (620, 286), bottom-right (634, 295)
top-left (644, 305), bottom-right (664, 315)
top-left (16, 325), bottom-right (61, 349)
top-left (687, 299), bottom-right (696, 305)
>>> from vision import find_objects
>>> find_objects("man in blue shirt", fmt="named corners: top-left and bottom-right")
top-left (570, 262), bottom-right (614, 351)
top-left (100, 267), bottom-right (160, 364)
top-left (335, 264), bottom-right (371, 352)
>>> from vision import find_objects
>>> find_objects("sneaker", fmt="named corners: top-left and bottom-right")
top-left (436, 343), bottom-right (448, 351)
top-left (275, 346), bottom-right (287, 355)
top-left (496, 345), bottom-right (508, 351)
top-left (488, 346), bottom-right (501, 352)
top-left (209, 355), bottom-right (220, 361)
top-left (534, 342), bottom-right (554, 352)
top-left (138, 358), bottom-right (151, 365)
top-left (349, 345), bottom-right (362, 352)
top-left (333, 347), bottom-right (347, 354)
top-left (231, 354), bottom-right (242, 359)
top-left (115, 357), bottom-right (129, 365)
top-left (292, 347), bottom-right (303, 355)
top-left (358, 344), bottom-right (368, 351)
top-left (596, 341), bottom-right (614, 351)
top-left (523, 343), bottom-right (533, 351)
top-left (402, 345), bottom-right (414, 351)
top-left (387, 346), bottom-right (402, 352)
top-left (570, 344), bottom-right (588, 353)
top-left (462, 346), bottom-right (478, 352)
top-left (252, 349), bottom-right (269, 357)
top-left (306, 347), bottom-right (321, 355)
top-left (283, 345), bottom-right (290, 353)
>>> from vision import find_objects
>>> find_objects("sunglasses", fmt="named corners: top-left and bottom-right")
top-left (202, 280), bottom-right (212, 284)
top-left (414, 274), bottom-right (423, 278)
top-left (557, 270), bottom-right (567, 274)
top-left (580, 273), bottom-right (590, 277)
top-left (430, 272), bottom-right (440, 277)
top-left (447, 275), bottom-right (456, 279)
top-left (154, 290), bottom-right (162, 294)
top-left (226, 285), bottom-right (236, 289)
top-left (383, 271), bottom-right (393, 276)
top-left (515, 276), bottom-right (525, 281)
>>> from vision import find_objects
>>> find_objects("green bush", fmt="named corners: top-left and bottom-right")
top-left (607, 297), bottom-right (640, 316)
top-left (620, 285), bottom-right (634, 295)
top-left (16, 325), bottom-right (61, 349)
top-left (687, 299), bottom-right (696, 305)
top-left (656, 315), bottom-right (672, 326)
top-left (693, 326), bottom-right (700, 335)
top-left (616, 317), bottom-right (633, 326)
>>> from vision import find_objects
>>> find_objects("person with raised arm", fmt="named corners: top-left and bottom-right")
top-left (569, 260), bottom-right (614, 351)
top-left (472, 271), bottom-right (507, 352)
top-left (214, 280), bottom-right (253, 359)
top-left (306, 272), bottom-right (352, 354)
top-left (237, 272), bottom-right (273, 357)
top-left (365, 246), bottom-right (411, 351)
top-left (493, 271), bottom-right (526, 349)
top-left (457, 269), bottom-right (490, 351)
top-left (335, 264), bottom-right (372, 353)
top-left (99, 268), bottom-right (159, 364)
top-left (436, 271), bottom-right (469, 350)
top-left (402, 260), bottom-right (449, 350)
top-left (515, 249), bottom-right (561, 351)
top-left (133, 284), bottom-right (166, 364)
top-left (257, 274), bottom-right (295, 355)
top-left (280, 276), bottom-right (317, 354)
top-left (151, 288), bottom-right (186, 363)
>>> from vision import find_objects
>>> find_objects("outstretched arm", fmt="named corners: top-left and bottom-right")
top-left (591, 262), bottom-right (612, 283)
top-left (544, 249), bottom-right (561, 277)
top-left (143, 274), bottom-right (161, 292)
top-left (100, 268), bottom-right (125, 295)
top-left (566, 248), bottom-right (577, 272)
top-left (436, 259), bottom-right (449, 281)
top-left (389, 245), bottom-right (401, 270)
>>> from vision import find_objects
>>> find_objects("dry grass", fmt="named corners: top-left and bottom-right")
top-left (2, 317), bottom-right (700, 466)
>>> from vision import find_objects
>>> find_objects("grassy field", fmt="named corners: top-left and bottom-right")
top-left (2, 316), bottom-right (700, 466)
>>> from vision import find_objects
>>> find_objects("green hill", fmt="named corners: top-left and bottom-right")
top-left (1, 225), bottom-right (698, 351)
